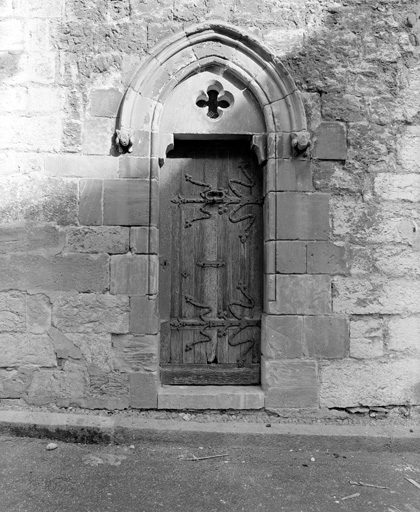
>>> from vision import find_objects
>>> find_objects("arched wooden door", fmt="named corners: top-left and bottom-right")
top-left (159, 140), bottom-right (263, 385)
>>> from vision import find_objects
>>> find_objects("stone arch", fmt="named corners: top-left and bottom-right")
top-left (117, 20), bottom-right (309, 160)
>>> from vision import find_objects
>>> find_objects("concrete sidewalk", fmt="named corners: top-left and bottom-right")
top-left (1, 409), bottom-right (420, 451)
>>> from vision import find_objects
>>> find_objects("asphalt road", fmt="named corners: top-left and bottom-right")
top-left (1, 433), bottom-right (420, 512)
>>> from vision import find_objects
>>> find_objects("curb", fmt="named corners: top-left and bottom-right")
top-left (1, 410), bottom-right (420, 451)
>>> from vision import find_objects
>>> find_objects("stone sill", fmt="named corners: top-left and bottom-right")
top-left (157, 386), bottom-right (265, 410)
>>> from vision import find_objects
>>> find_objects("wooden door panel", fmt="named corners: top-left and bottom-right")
top-left (159, 140), bottom-right (263, 385)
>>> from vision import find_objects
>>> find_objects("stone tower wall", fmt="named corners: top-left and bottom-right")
top-left (1, 0), bottom-right (420, 415)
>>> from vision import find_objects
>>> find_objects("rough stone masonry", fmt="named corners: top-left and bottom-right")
top-left (1, 0), bottom-right (420, 417)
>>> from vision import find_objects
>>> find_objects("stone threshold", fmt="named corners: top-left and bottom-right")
top-left (157, 385), bottom-right (265, 410)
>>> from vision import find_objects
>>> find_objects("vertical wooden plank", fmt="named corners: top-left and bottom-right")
top-left (170, 329), bottom-right (182, 363)
top-left (159, 156), bottom-right (177, 363)
top-left (183, 328), bottom-right (195, 364)
top-left (202, 150), bottom-right (219, 364)
top-left (160, 321), bottom-right (171, 364)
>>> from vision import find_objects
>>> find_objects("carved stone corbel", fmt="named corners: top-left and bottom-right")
top-left (116, 128), bottom-right (134, 153)
top-left (251, 134), bottom-right (267, 166)
top-left (158, 133), bottom-right (175, 167)
top-left (291, 131), bottom-right (311, 156)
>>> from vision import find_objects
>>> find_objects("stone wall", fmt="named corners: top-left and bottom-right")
top-left (1, 0), bottom-right (420, 414)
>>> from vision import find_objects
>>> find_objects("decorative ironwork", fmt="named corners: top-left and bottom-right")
top-left (171, 282), bottom-right (259, 359)
top-left (171, 162), bottom-right (262, 243)
top-left (197, 260), bottom-right (225, 268)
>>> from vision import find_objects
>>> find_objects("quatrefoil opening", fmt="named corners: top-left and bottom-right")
top-left (196, 81), bottom-right (234, 120)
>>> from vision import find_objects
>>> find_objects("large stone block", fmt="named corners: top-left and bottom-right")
top-left (261, 315), bottom-right (305, 359)
top-left (52, 294), bottom-right (129, 334)
top-left (62, 119), bottom-right (82, 152)
top-left (263, 28), bottom-right (305, 58)
top-left (0, 367), bottom-right (34, 398)
top-left (0, 223), bottom-right (65, 255)
top-left (25, 362), bottom-right (88, 406)
top-left (375, 173), bottom-right (420, 202)
top-left (0, 291), bottom-right (26, 332)
top-left (388, 317), bottom-right (420, 355)
top-left (266, 159), bottom-right (313, 192)
top-left (275, 241), bottom-right (306, 274)
top-left (263, 359), bottom-right (319, 409)
top-left (331, 196), bottom-right (420, 245)
top-left (112, 334), bottom-right (158, 372)
top-left (321, 93), bottom-right (363, 123)
top-left (45, 155), bottom-right (118, 178)
top-left (118, 156), bottom-right (151, 179)
top-left (312, 160), bottom-right (362, 194)
top-left (79, 179), bottom-right (103, 226)
top-left (39, 254), bottom-right (109, 292)
top-left (7, 52), bottom-right (56, 85)
top-left (88, 366), bottom-right (129, 398)
top-left (90, 88), bottom-right (123, 117)
top-left (0, 51), bottom-right (19, 84)
top-left (158, 386), bottom-right (264, 410)
top-left (264, 192), bottom-right (276, 241)
top-left (65, 226), bottom-right (129, 254)
top-left (333, 277), bottom-right (420, 314)
top-left (103, 179), bottom-right (150, 226)
top-left (0, 86), bottom-right (27, 112)
top-left (27, 293), bottom-right (51, 333)
top-left (398, 125), bottom-right (420, 173)
top-left (57, 396), bottom-right (129, 410)
top-left (276, 193), bottom-right (330, 240)
top-left (47, 327), bottom-right (83, 361)
top-left (0, 20), bottom-right (23, 52)
top-left (27, 87), bottom-right (64, 113)
top-left (0, 332), bottom-right (56, 368)
top-left (350, 318), bottom-right (384, 359)
top-left (373, 247), bottom-right (420, 278)
top-left (24, 19), bottom-right (51, 53)
top-left (307, 242), bottom-right (348, 275)
top-left (0, 176), bottom-right (77, 225)
top-left (21, 0), bottom-right (65, 17)
top-left (320, 359), bottom-right (420, 407)
top-left (129, 372), bottom-right (158, 408)
top-left (0, 115), bottom-right (61, 152)
top-left (0, 151), bottom-right (43, 177)
top-left (0, 255), bottom-right (25, 290)
top-left (312, 122), bottom-right (347, 160)
top-left (304, 316), bottom-right (349, 359)
top-left (267, 275), bottom-right (331, 315)
top-left (111, 254), bottom-right (158, 295)
top-left (130, 227), bottom-right (159, 254)
top-left (130, 296), bottom-right (159, 334)
top-left (0, 254), bottom-right (109, 292)
top-left (130, 129), bottom-right (151, 158)
top-left (66, 333), bottom-right (113, 371)
top-left (82, 118), bottom-right (115, 155)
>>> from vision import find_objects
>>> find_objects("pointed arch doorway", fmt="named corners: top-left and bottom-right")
top-left (159, 139), bottom-right (263, 385)
top-left (116, 20), bottom-right (310, 405)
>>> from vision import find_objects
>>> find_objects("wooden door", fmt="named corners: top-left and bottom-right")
top-left (159, 140), bottom-right (263, 385)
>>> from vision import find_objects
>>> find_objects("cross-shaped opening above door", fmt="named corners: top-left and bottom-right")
top-left (195, 81), bottom-right (234, 120)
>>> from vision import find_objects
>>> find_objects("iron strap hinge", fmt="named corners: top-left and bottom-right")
top-left (196, 260), bottom-right (225, 268)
